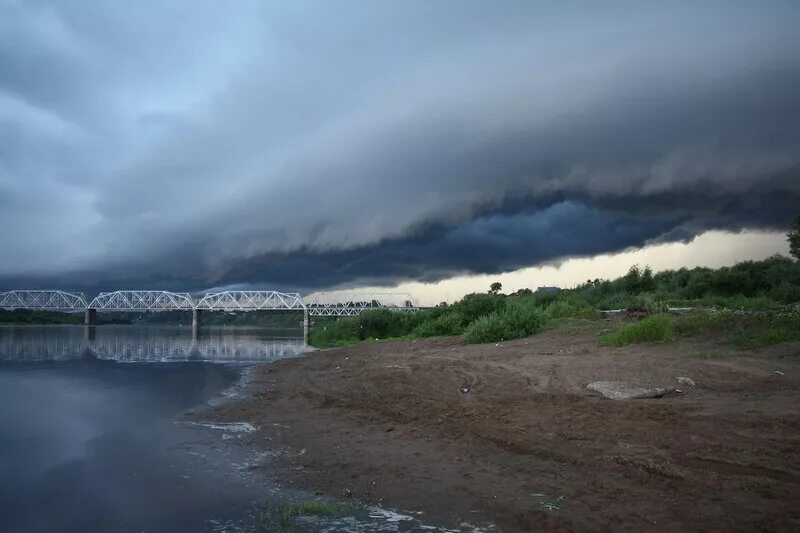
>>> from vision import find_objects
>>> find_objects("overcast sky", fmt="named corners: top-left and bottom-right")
top-left (1, 1), bottom-right (799, 297)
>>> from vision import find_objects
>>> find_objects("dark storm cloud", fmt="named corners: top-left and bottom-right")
top-left (1, 1), bottom-right (799, 292)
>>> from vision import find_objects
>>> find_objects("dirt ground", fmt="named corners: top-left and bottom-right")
top-left (213, 320), bottom-right (800, 532)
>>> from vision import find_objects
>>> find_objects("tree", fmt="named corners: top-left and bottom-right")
top-left (789, 213), bottom-right (800, 261)
top-left (640, 265), bottom-right (655, 291)
top-left (489, 282), bottom-right (502, 294)
top-left (623, 265), bottom-right (641, 292)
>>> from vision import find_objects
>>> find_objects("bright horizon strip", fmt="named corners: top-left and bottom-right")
top-left (330, 230), bottom-right (790, 307)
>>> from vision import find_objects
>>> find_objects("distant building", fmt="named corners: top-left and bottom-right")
top-left (536, 286), bottom-right (560, 293)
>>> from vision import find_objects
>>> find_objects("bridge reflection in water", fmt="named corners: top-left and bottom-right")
top-left (0, 325), bottom-right (306, 363)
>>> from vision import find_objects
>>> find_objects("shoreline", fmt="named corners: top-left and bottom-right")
top-left (212, 329), bottom-right (800, 531)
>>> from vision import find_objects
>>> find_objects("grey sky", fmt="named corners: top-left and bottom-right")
top-left (1, 1), bottom-right (799, 292)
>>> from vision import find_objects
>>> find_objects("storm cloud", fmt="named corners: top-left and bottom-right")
top-left (1, 1), bottom-right (799, 293)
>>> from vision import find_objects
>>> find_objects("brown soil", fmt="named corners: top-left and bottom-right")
top-left (213, 322), bottom-right (800, 532)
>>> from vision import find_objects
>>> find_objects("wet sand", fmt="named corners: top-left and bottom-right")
top-left (213, 322), bottom-right (800, 531)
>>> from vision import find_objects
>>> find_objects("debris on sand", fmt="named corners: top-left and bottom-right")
top-left (676, 376), bottom-right (697, 387)
top-left (539, 495), bottom-right (566, 511)
top-left (587, 381), bottom-right (675, 400)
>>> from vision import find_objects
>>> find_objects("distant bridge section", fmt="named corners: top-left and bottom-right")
top-left (196, 291), bottom-right (305, 311)
top-left (88, 290), bottom-right (195, 311)
top-left (195, 290), bottom-right (308, 338)
top-left (305, 292), bottom-right (418, 316)
top-left (0, 290), bottom-right (89, 310)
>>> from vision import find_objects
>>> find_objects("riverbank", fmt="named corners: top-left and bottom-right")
top-left (213, 321), bottom-right (800, 531)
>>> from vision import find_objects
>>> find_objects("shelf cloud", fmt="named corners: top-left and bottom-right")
top-left (1, 1), bottom-right (799, 293)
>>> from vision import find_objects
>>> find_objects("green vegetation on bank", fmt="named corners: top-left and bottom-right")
top-left (311, 252), bottom-right (800, 347)
top-left (595, 306), bottom-right (800, 348)
top-left (248, 500), bottom-right (350, 533)
top-left (597, 316), bottom-right (675, 346)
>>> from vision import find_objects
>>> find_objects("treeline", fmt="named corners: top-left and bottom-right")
top-left (0, 309), bottom-right (130, 325)
top-left (0, 309), bottom-right (304, 328)
top-left (569, 255), bottom-right (800, 309)
top-left (0, 309), bottom-right (85, 325)
top-left (310, 254), bottom-right (800, 346)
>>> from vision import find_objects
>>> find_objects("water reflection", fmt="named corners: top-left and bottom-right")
top-left (0, 325), bottom-right (306, 363)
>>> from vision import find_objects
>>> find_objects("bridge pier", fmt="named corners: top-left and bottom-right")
top-left (303, 309), bottom-right (309, 345)
top-left (85, 308), bottom-right (97, 326)
top-left (192, 308), bottom-right (202, 332)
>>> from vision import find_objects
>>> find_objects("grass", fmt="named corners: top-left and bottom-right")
top-left (673, 312), bottom-right (727, 336)
top-left (674, 306), bottom-right (800, 349)
top-left (599, 305), bottom-right (800, 350)
top-left (694, 352), bottom-right (730, 360)
top-left (543, 299), bottom-right (598, 320)
top-left (597, 316), bottom-right (675, 346)
top-left (665, 295), bottom-right (779, 311)
top-left (249, 501), bottom-right (349, 532)
top-left (549, 317), bottom-right (602, 334)
top-left (732, 328), bottom-right (799, 349)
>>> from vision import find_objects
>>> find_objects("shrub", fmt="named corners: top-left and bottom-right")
top-left (598, 315), bottom-right (675, 346)
top-left (503, 299), bottom-right (546, 337)
top-left (544, 299), bottom-right (598, 320)
top-left (464, 313), bottom-right (510, 343)
top-left (410, 312), bottom-right (463, 337)
top-left (451, 293), bottom-right (506, 324)
top-left (464, 300), bottom-right (545, 343)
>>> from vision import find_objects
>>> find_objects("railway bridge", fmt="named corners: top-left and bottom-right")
top-left (0, 290), bottom-right (419, 342)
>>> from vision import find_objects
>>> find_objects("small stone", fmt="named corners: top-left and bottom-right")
top-left (676, 376), bottom-right (696, 387)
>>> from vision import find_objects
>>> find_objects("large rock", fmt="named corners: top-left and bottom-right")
top-left (587, 381), bottom-right (675, 400)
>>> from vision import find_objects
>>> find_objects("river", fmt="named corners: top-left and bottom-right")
top-left (0, 325), bottom-right (451, 533)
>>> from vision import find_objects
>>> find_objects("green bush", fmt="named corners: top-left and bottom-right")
top-left (450, 293), bottom-right (506, 324)
top-left (544, 299), bottom-right (598, 320)
top-left (463, 300), bottom-right (545, 343)
top-left (464, 312), bottom-right (510, 343)
top-left (533, 289), bottom-right (561, 307)
top-left (598, 316), bottom-right (675, 346)
top-left (503, 299), bottom-right (546, 337)
top-left (410, 312), bottom-right (463, 337)
top-left (310, 255), bottom-right (800, 348)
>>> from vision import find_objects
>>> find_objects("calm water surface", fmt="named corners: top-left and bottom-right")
top-left (0, 326), bottom-right (455, 533)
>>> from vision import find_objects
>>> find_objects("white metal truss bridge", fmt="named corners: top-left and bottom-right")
top-left (195, 291), bottom-right (305, 312)
top-left (0, 290), bottom-right (88, 310)
top-left (88, 291), bottom-right (195, 311)
top-left (305, 292), bottom-right (419, 316)
top-left (0, 289), bottom-right (418, 317)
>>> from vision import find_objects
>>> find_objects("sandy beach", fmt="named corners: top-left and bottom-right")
top-left (213, 322), bottom-right (800, 531)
